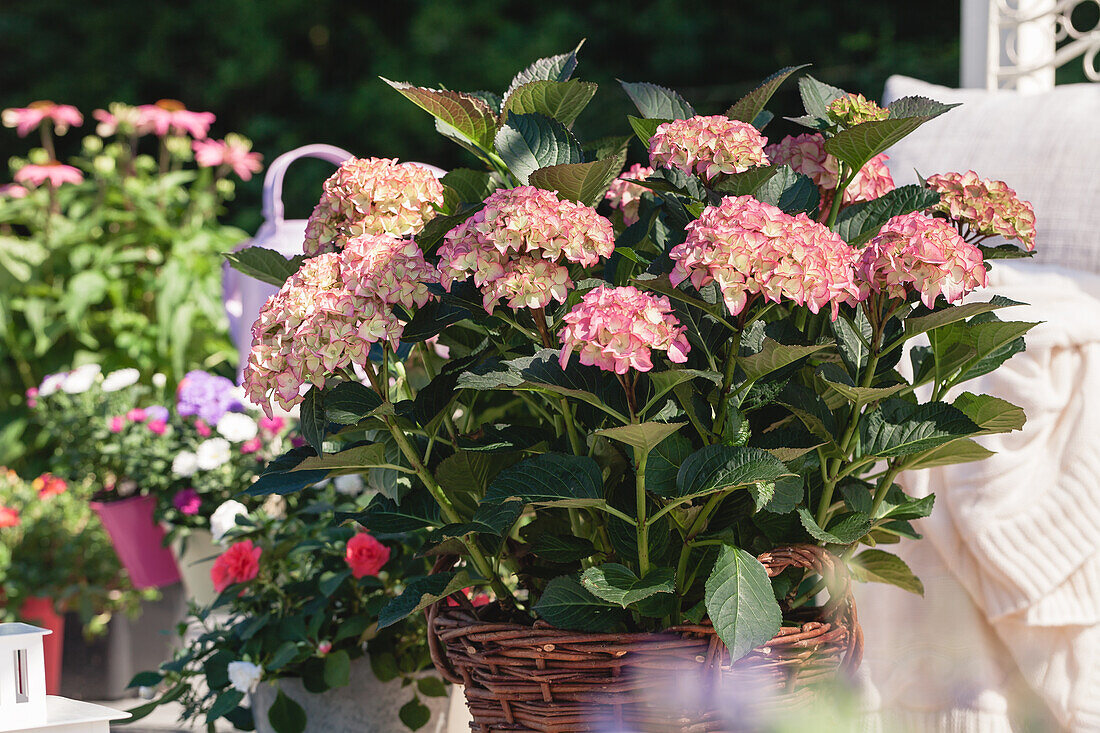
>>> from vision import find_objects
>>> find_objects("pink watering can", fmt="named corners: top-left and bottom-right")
top-left (222, 144), bottom-right (445, 378)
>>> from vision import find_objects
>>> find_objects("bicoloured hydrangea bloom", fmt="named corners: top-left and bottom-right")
top-left (925, 170), bottom-right (1036, 251)
top-left (244, 236), bottom-right (435, 414)
top-left (765, 133), bottom-right (894, 213)
top-left (648, 115), bottom-right (769, 180)
top-left (827, 93), bottom-right (889, 126)
top-left (605, 163), bottom-right (654, 225)
top-left (559, 285), bottom-right (690, 374)
top-left (303, 157), bottom-right (444, 255)
top-left (437, 186), bottom-right (614, 313)
top-left (857, 212), bottom-right (987, 308)
top-left (671, 195), bottom-right (862, 318)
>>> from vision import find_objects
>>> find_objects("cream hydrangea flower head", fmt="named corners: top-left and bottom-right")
top-left (926, 170), bottom-right (1036, 251)
top-left (648, 115), bottom-right (769, 180)
top-left (304, 157), bottom-right (444, 255)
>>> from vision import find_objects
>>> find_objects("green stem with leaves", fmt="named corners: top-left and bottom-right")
top-left (635, 449), bottom-right (650, 577)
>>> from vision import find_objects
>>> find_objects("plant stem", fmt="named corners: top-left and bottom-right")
top-left (674, 490), bottom-right (728, 594)
top-left (635, 449), bottom-right (650, 577)
top-left (417, 342), bottom-right (459, 445)
top-left (711, 330), bottom-right (744, 443)
top-left (869, 462), bottom-right (903, 519)
top-left (824, 163), bottom-right (852, 229)
top-left (789, 575), bottom-right (829, 610)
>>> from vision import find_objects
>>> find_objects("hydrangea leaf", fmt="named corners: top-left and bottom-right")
top-left (737, 339), bottom-right (828, 382)
top-left (711, 164), bottom-right (779, 196)
top-left (673, 444), bottom-right (791, 501)
top-left (901, 296), bottom-right (1024, 341)
top-left (482, 453), bottom-right (603, 508)
top-left (833, 184), bottom-right (942, 246)
top-left (849, 549), bottom-right (925, 595)
top-left (529, 154), bottom-right (627, 206)
top-left (224, 246), bottom-right (304, 287)
top-left (725, 65), bottom-right (809, 124)
top-left (533, 575), bottom-right (626, 632)
top-left (798, 75), bottom-right (848, 120)
top-left (704, 545), bottom-right (783, 661)
top-left (594, 421), bottom-right (684, 455)
top-left (503, 41), bottom-right (584, 102)
top-left (860, 399), bottom-right (980, 458)
top-left (504, 79), bottom-right (598, 129)
top-left (951, 392), bottom-right (1026, 434)
top-left (494, 112), bottom-right (585, 184)
top-left (324, 381), bottom-right (383, 424)
top-left (620, 81), bottom-right (695, 120)
top-left (377, 570), bottom-right (474, 629)
top-left (382, 79), bottom-right (498, 152)
top-left (753, 164), bottom-right (820, 216)
top-left (797, 507), bottom-right (872, 544)
top-left (824, 116), bottom-right (930, 174)
top-left (627, 115), bottom-right (671, 146)
top-left (580, 564), bottom-right (675, 608)
top-left (886, 96), bottom-right (960, 120)
top-left (906, 439), bottom-right (994, 469)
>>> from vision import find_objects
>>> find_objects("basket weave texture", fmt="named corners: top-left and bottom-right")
top-left (427, 544), bottom-right (863, 732)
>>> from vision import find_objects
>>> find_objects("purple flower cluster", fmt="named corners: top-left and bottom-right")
top-left (176, 370), bottom-right (242, 424)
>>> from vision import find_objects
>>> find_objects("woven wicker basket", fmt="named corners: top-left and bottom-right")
top-left (427, 545), bottom-right (862, 732)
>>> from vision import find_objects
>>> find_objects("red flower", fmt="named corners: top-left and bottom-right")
top-left (345, 532), bottom-right (391, 578)
top-left (32, 474), bottom-right (67, 498)
top-left (0, 505), bottom-right (19, 528)
top-left (210, 540), bottom-right (262, 593)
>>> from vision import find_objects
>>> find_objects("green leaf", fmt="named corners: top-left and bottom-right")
top-left (504, 42), bottom-right (583, 100)
top-left (595, 421), bottom-right (683, 455)
top-left (529, 534), bottom-right (597, 564)
top-left (906, 439), bottom-right (994, 469)
top-left (798, 76), bottom-right (848, 119)
top-left (627, 115), bottom-right (670, 146)
top-left (825, 117), bottom-right (934, 174)
top-left (833, 185), bottom-right (942, 246)
top-left (902, 297), bottom-right (1024, 341)
top-left (399, 697), bottom-right (431, 731)
top-left (270, 686), bottom-right (310, 730)
top-left (417, 677), bottom-right (449, 698)
top-left (886, 96), bottom-right (960, 120)
top-left (738, 339), bottom-right (828, 382)
top-left (206, 690), bottom-right (245, 723)
top-left (347, 493), bottom-right (441, 534)
top-left (299, 388), bottom-right (326, 455)
top-left (753, 165), bottom-right (820, 216)
top-left (268, 640), bottom-right (300, 670)
top-left (528, 155), bottom-right (627, 206)
top-left (482, 453), bottom-right (603, 508)
top-left (831, 308), bottom-right (873, 376)
top-left (643, 432), bottom-right (693, 495)
top-left (127, 671), bottom-right (164, 689)
top-left (290, 442), bottom-right (389, 474)
top-left (673, 445), bottom-right (791, 500)
top-left (440, 169), bottom-right (496, 204)
top-left (816, 363), bottom-right (908, 409)
top-left (319, 570), bottom-right (350, 597)
top-left (383, 79), bottom-right (498, 152)
top-left (495, 112), bottom-right (584, 185)
top-left (725, 65), bottom-right (809, 123)
top-left (504, 79), bottom-right (598, 128)
top-left (377, 570), bottom-right (472, 629)
top-left (620, 81), bottom-right (695, 119)
top-left (532, 575), bottom-right (625, 632)
top-left (224, 246), bottom-right (303, 287)
top-left (323, 650), bottom-right (351, 689)
top-left (763, 475), bottom-right (804, 514)
top-left (776, 384), bottom-right (841, 447)
top-left (580, 564), bottom-right (675, 608)
top-left (861, 399), bottom-right (981, 458)
top-left (711, 164), bottom-right (779, 196)
top-left (876, 487), bottom-right (935, 521)
top-left (324, 381), bottom-right (383, 424)
top-left (797, 507), bottom-right (872, 544)
top-left (705, 545), bottom-right (783, 661)
top-left (951, 393), bottom-right (1026, 435)
top-left (849, 549), bottom-right (924, 595)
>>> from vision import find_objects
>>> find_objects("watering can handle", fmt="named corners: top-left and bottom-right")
top-left (260, 144), bottom-right (355, 225)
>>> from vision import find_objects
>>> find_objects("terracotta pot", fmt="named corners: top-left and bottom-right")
top-left (90, 494), bottom-right (181, 589)
top-left (171, 528), bottom-right (220, 606)
top-left (20, 596), bottom-right (64, 694)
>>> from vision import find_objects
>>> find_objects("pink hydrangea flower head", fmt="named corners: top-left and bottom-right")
top-left (136, 100), bottom-right (216, 138)
top-left (0, 183), bottom-right (28, 199)
top-left (14, 162), bottom-right (84, 188)
top-left (827, 93), bottom-right (889, 126)
top-left (303, 157), bottom-right (444, 255)
top-left (193, 134), bottom-right (264, 181)
top-left (926, 170), bottom-right (1036, 251)
top-left (671, 195), bottom-right (863, 318)
top-left (482, 256), bottom-right (572, 313)
top-left (559, 285), bottom-right (690, 374)
top-left (605, 163), bottom-right (654, 225)
top-left (340, 233), bottom-right (437, 310)
top-left (172, 488), bottom-right (201, 515)
top-left (765, 133), bottom-right (894, 212)
top-left (858, 212), bottom-right (987, 308)
top-left (2, 101), bottom-right (83, 137)
top-left (648, 115), bottom-right (769, 180)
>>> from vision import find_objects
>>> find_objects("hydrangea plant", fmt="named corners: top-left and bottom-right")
top-left (230, 51), bottom-right (1037, 663)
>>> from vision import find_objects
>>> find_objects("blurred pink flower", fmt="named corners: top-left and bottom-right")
top-left (2, 101), bottom-right (82, 136)
top-left (147, 419), bottom-right (168, 435)
top-left (765, 133), bottom-right (894, 214)
top-left (14, 162), bottom-right (84, 188)
top-left (126, 408), bottom-right (147, 423)
top-left (649, 115), bottom-right (769, 180)
top-left (258, 416), bottom-right (285, 435)
top-left (193, 134), bottom-right (263, 180)
top-left (0, 183), bottom-right (28, 199)
top-left (240, 437), bottom-right (262, 454)
top-left (858, 212), bottom-right (987, 308)
top-left (926, 170), bottom-right (1036, 251)
top-left (605, 163), bottom-right (654, 225)
top-left (136, 100), bottom-right (215, 138)
top-left (108, 416), bottom-right (125, 433)
top-left (317, 641), bottom-right (332, 656)
top-left (195, 419), bottom-right (212, 437)
top-left (559, 285), bottom-right (690, 374)
top-left (24, 387), bottom-right (37, 407)
top-left (172, 488), bottom-right (201, 515)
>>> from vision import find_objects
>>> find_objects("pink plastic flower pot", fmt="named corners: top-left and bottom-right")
top-left (90, 494), bottom-right (181, 589)
top-left (20, 596), bottom-right (64, 694)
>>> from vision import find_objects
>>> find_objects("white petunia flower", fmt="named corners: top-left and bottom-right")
top-left (227, 661), bottom-right (263, 693)
top-left (152, 373), bottom-right (167, 388)
top-left (216, 412), bottom-right (258, 443)
top-left (171, 451), bottom-right (199, 478)
top-left (332, 474), bottom-right (365, 496)
top-left (101, 368), bottom-right (140, 393)
top-left (210, 500), bottom-right (248, 543)
top-left (196, 438), bottom-right (232, 470)
top-left (61, 364), bottom-right (102, 394)
top-left (38, 373), bottom-right (66, 397)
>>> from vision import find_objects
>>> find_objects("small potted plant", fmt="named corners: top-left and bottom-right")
top-left (0, 468), bottom-right (146, 694)
top-left (127, 482), bottom-right (455, 733)
top-left (231, 48), bottom-right (1038, 730)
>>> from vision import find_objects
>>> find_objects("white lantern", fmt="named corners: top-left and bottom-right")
top-left (0, 623), bottom-right (128, 733)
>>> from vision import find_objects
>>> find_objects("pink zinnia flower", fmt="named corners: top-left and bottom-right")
top-left (192, 134), bottom-right (263, 181)
top-left (240, 437), bottom-right (262, 454)
top-left (648, 115), bottom-right (769, 180)
top-left (605, 163), bottom-right (655, 226)
top-left (765, 133), bottom-right (894, 215)
top-left (2, 101), bottom-right (82, 137)
top-left (857, 212), bottom-right (987, 308)
top-left (136, 100), bottom-right (215, 138)
top-left (559, 285), bottom-right (690, 374)
top-left (0, 183), bottom-right (28, 199)
top-left (108, 416), bottom-right (125, 433)
top-left (14, 162), bottom-right (84, 188)
top-left (25, 387), bottom-right (37, 407)
top-left (258, 416), bottom-right (285, 435)
top-left (172, 488), bottom-right (202, 515)
top-left (926, 171), bottom-right (1036, 251)
top-left (147, 419), bottom-right (168, 435)
top-left (126, 408), bottom-right (147, 423)
top-left (345, 532), bottom-right (391, 578)
top-left (211, 540), bottom-right (262, 593)
top-left (195, 419), bottom-right (212, 437)
top-left (672, 195), bottom-right (863, 318)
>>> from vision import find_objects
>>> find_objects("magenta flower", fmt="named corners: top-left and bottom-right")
top-left (25, 387), bottom-right (37, 408)
top-left (765, 133), bottom-right (894, 214)
top-left (2, 101), bottom-right (82, 137)
top-left (926, 171), bottom-right (1036, 251)
top-left (857, 212), bottom-right (987, 308)
top-left (304, 157), bottom-right (444, 255)
top-left (0, 183), bottom-right (28, 199)
top-left (172, 488), bottom-right (202, 515)
top-left (605, 163), bottom-right (654, 226)
top-left (147, 420), bottom-right (168, 435)
top-left (240, 437), bottom-right (262, 455)
top-left (671, 195), bottom-right (862, 318)
top-left (136, 100), bottom-right (215, 138)
top-left (108, 416), bottom-right (125, 433)
top-left (559, 285), bottom-right (690, 374)
top-left (258, 416), bottom-right (285, 435)
top-left (648, 115), bottom-right (769, 180)
top-left (14, 163), bottom-right (84, 188)
top-left (195, 419), bottom-right (212, 437)
top-left (126, 408), bottom-right (147, 423)
top-left (193, 134), bottom-right (264, 181)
